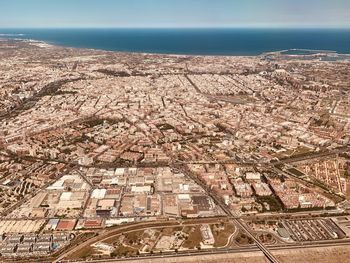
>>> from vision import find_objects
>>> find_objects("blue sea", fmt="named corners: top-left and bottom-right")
top-left (1, 28), bottom-right (350, 55)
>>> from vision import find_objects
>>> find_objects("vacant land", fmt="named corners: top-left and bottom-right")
top-left (211, 223), bottom-right (236, 247)
top-left (94, 244), bottom-right (350, 263)
top-left (182, 226), bottom-right (202, 249)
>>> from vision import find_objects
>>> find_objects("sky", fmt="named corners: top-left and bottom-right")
top-left (0, 0), bottom-right (350, 28)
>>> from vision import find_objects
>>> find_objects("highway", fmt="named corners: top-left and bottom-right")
top-left (58, 239), bottom-right (350, 263)
top-left (2, 130), bottom-right (348, 263)
top-left (44, 213), bottom-right (350, 263)
top-left (232, 218), bottom-right (280, 263)
top-left (272, 146), bottom-right (350, 165)
top-left (52, 217), bottom-right (228, 263)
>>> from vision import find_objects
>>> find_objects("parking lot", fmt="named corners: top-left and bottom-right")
top-left (281, 218), bottom-right (346, 242)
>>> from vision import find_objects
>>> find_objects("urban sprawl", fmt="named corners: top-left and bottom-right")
top-left (0, 39), bottom-right (350, 263)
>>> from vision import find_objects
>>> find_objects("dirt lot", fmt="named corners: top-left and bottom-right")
top-left (100, 244), bottom-right (350, 263)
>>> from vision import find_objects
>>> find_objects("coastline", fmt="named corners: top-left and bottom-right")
top-left (1, 37), bottom-right (350, 60)
top-left (1, 28), bottom-right (350, 57)
top-left (0, 37), bottom-right (255, 58)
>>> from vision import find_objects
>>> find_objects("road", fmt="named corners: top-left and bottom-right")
top-left (58, 239), bottom-right (350, 263)
top-left (1, 124), bottom-right (348, 263)
top-left (272, 146), bottom-right (350, 165)
top-left (53, 217), bottom-right (227, 263)
top-left (50, 214), bottom-right (350, 263)
top-left (0, 165), bottom-right (75, 217)
top-left (174, 163), bottom-right (280, 263)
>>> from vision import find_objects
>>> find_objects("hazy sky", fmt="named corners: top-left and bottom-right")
top-left (1, 0), bottom-right (350, 28)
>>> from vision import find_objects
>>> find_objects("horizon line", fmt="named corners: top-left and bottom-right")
top-left (1, 25), bottom-right (350, 30)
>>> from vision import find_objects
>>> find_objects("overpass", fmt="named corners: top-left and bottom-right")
top-left (175, 163), bottom-right (281, 263)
